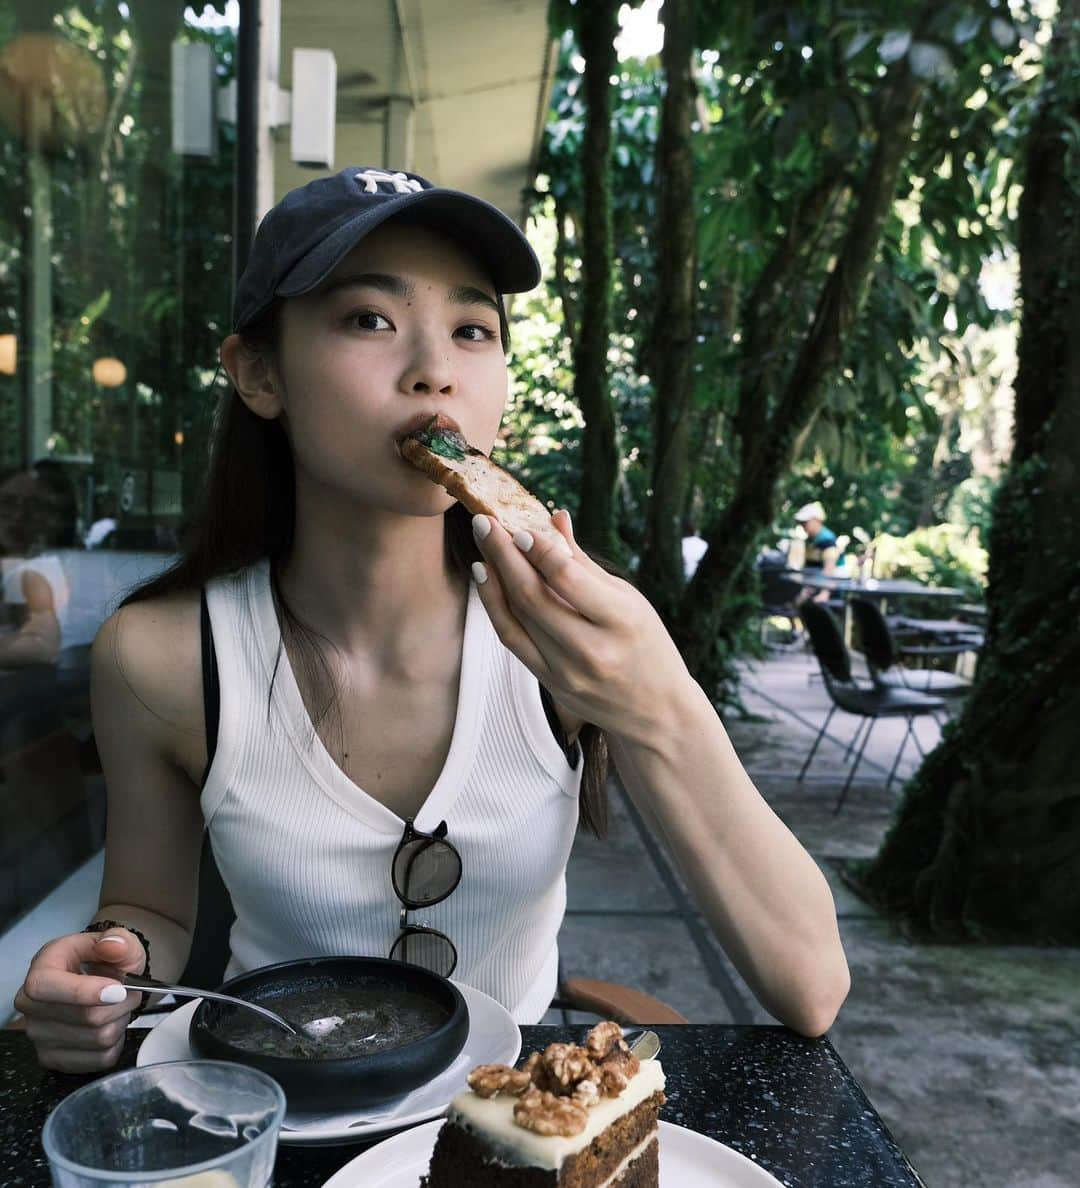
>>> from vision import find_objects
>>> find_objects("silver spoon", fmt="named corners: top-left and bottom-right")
top-left (625, 1029), bottom-right (661, 1061)
top-left (123, 972), bottom-right (300, 1036)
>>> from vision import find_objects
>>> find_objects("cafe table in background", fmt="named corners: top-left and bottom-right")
top-left (1, 1023), bottom-right (924, 1187)
top-left (794, 572), bottom-right (969, 654)
top-left (794, 573), bottom-right (964, 605)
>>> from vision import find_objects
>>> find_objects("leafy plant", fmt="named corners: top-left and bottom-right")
top-left (871, 523), bottom-right (988, 595)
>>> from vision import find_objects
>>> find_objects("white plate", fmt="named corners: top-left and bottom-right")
top-left (320, 1118), bottom-right (785, 1186)
top-left (136, 982), bottom-right (519, 1146)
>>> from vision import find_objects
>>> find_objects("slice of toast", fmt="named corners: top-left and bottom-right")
top-left (399, 415), bottom-right (554, 537)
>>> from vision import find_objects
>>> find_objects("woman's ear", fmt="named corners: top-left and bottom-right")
top-left (220, 334), bottom-right (284, 420)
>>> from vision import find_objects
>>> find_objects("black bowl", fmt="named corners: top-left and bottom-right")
top-left (189, 956), bottom-right (469, 1113)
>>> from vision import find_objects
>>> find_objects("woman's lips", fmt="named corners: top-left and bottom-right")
top-left (393, 411), bottom-right (463, 446)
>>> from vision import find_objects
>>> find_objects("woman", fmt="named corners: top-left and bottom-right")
top-left (15, 168), bottom-right (849, 1072)
top-left (0, 461), bottom-right (77, 668)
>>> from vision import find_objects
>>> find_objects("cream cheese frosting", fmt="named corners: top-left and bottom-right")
top-left (446, 1057), bottom-right (666, 1170)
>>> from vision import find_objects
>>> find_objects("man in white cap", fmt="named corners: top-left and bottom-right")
top-left (793, 502), bottom-right (838, 604)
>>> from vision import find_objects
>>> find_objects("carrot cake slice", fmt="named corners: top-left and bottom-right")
top-left (421, 1021), bottom-right (665, 1187)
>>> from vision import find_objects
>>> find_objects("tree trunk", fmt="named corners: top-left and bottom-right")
top-left (697, 277), bottom-right (739, 515)
top-left (731, 169), bottom-right (845, 467)
top-left (674, 60), bottom-right (924, 694)
top-left (638, 0), bottom-right (697, 621)
top-left (857, 2), bottom-right (1080, 942)
top-left (572, 0), bottom-right (620, 559)
top-left (552, 195), bottom-right (579, 352)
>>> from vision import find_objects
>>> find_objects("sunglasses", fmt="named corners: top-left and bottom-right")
top-left (388, 818), bottom-right (462, 977)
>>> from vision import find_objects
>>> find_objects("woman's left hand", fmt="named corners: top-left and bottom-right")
top-left (470, 510), bottom-right (692, 743)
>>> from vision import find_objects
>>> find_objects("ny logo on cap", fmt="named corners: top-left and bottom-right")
top-left (355, 169), bottom-right (424, 195)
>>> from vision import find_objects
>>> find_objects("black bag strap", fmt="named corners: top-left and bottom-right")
top-left (539, 682), bottom-right (580, 770)
top-left (199, 588), bottom-right (220, 788)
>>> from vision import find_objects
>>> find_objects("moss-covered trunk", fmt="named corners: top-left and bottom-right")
top-left (638, 0), bottom-right (697, 621)
top-left (858, 1), bottom-right (1080, 941)
top-left (572, 0), bottom-right (620, 559)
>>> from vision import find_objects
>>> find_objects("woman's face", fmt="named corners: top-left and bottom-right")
top-left (269, 221), bottom-right (508, 518)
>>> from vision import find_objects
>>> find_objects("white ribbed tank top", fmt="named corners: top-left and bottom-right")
top-left (201, 559), bottom-right (583, 1023)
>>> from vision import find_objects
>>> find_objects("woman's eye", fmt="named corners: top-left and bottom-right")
top-left (351, 311), bottom-right (392, 331)
top-left (456, 323), bottom-right (497, 342)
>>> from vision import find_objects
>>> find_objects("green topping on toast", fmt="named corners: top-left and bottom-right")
top-left (415, 416), bottom-right (468, 461)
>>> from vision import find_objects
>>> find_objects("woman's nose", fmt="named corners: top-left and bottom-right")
top-left (400, 334), bottom-right (456, 397)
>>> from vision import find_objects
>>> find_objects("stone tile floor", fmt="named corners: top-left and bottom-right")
top-left (549, 645), bottom-right (1080, 1187)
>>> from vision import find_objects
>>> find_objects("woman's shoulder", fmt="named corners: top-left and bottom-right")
top-left (91, 589), bottom-right (204, 748)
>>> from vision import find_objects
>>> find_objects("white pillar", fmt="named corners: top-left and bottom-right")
top-left (387, 0), bottom-right (417, 170)
top-left (383, 96), bottom-right (414, 171)
top-left (26, 92), bottom-right (53, 465)
top-left (256, 0), bottom-right (282, 222)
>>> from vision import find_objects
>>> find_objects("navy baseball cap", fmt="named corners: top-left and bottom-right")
top-left (232, 166), bottom-right (541, 330)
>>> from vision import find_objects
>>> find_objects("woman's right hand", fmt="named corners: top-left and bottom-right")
top-left (13, 928), bottom-right (147, 1072)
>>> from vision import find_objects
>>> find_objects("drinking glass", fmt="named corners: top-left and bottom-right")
top-left (42, 1060), bottom-right (285, 1188)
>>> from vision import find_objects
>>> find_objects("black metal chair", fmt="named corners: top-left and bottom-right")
top-left (753, 550), bottom-right (803, 649)
top-left (849, 598), bottom-right (972, 698)
top-left (797, 602), bottom-right (945, 813)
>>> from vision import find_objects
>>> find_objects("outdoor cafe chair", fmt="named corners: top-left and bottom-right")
top-left (552, 979), bottom-right (689, 1025)
top-left (849, 597), bottom-right (972, 698)
top-left (754, 549), bottom-right (803, 650)
top-left (797, 602), bottom-right (946, 813)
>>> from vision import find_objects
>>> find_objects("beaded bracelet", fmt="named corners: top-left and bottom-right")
top-left (82, 920), bottom-right (152, 1019)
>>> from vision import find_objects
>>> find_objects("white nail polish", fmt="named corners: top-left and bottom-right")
top-left (472, 515), bottom-right (491, 541)
top-left (513, 529), bottom-right (534, 553)
top-left (471, 562), bottom-right (488, 585)
top-left (99, 984), bottom-right (128, 1004)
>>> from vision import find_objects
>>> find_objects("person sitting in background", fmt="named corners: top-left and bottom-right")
top-left (793, 502), bottom-right (838, 605)
top-left (681, 517), bottom-right (707, 581)
top-left (0, 462), bottom-right (77, 668)
top-left (0, 461), bottom-right (87, 822)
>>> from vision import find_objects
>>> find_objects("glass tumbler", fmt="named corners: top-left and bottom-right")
top-left (42, 1059), bottom-right (285, 1188)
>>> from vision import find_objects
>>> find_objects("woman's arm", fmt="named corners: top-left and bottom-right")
top-left (89, 599), bottom-right (207, 979)
top-left (605, 684), bottom-right (849, 1037)
top-left (15, 597), bottom-right (206, 1069)
top-left (471, 510), bottom-right (849, 1036)
top-left (0, 569), bottom-right (61, 665)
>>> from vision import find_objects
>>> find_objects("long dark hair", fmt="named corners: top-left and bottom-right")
top-left (122, 300), bottom-right (611, 835)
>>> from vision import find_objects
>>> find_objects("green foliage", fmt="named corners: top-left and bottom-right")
top-left (502, 205), bottom-right (582, 513)
top-left (947, 474), bottom-right (999, 548)
top-left (526, 3), bottom-right (1038, 621)
top-left (694, 0), bottom-right (1027, 465)
top-left (871, 524), bottom-right (988, 595)
top-left (784, 421), bottom-right (926, 541)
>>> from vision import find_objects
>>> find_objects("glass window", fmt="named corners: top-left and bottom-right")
top-left (0, 1), bottom-right (238, 949)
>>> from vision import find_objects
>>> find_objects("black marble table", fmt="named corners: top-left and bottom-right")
top-left (1, 1025), bottom-right (924, 1187)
